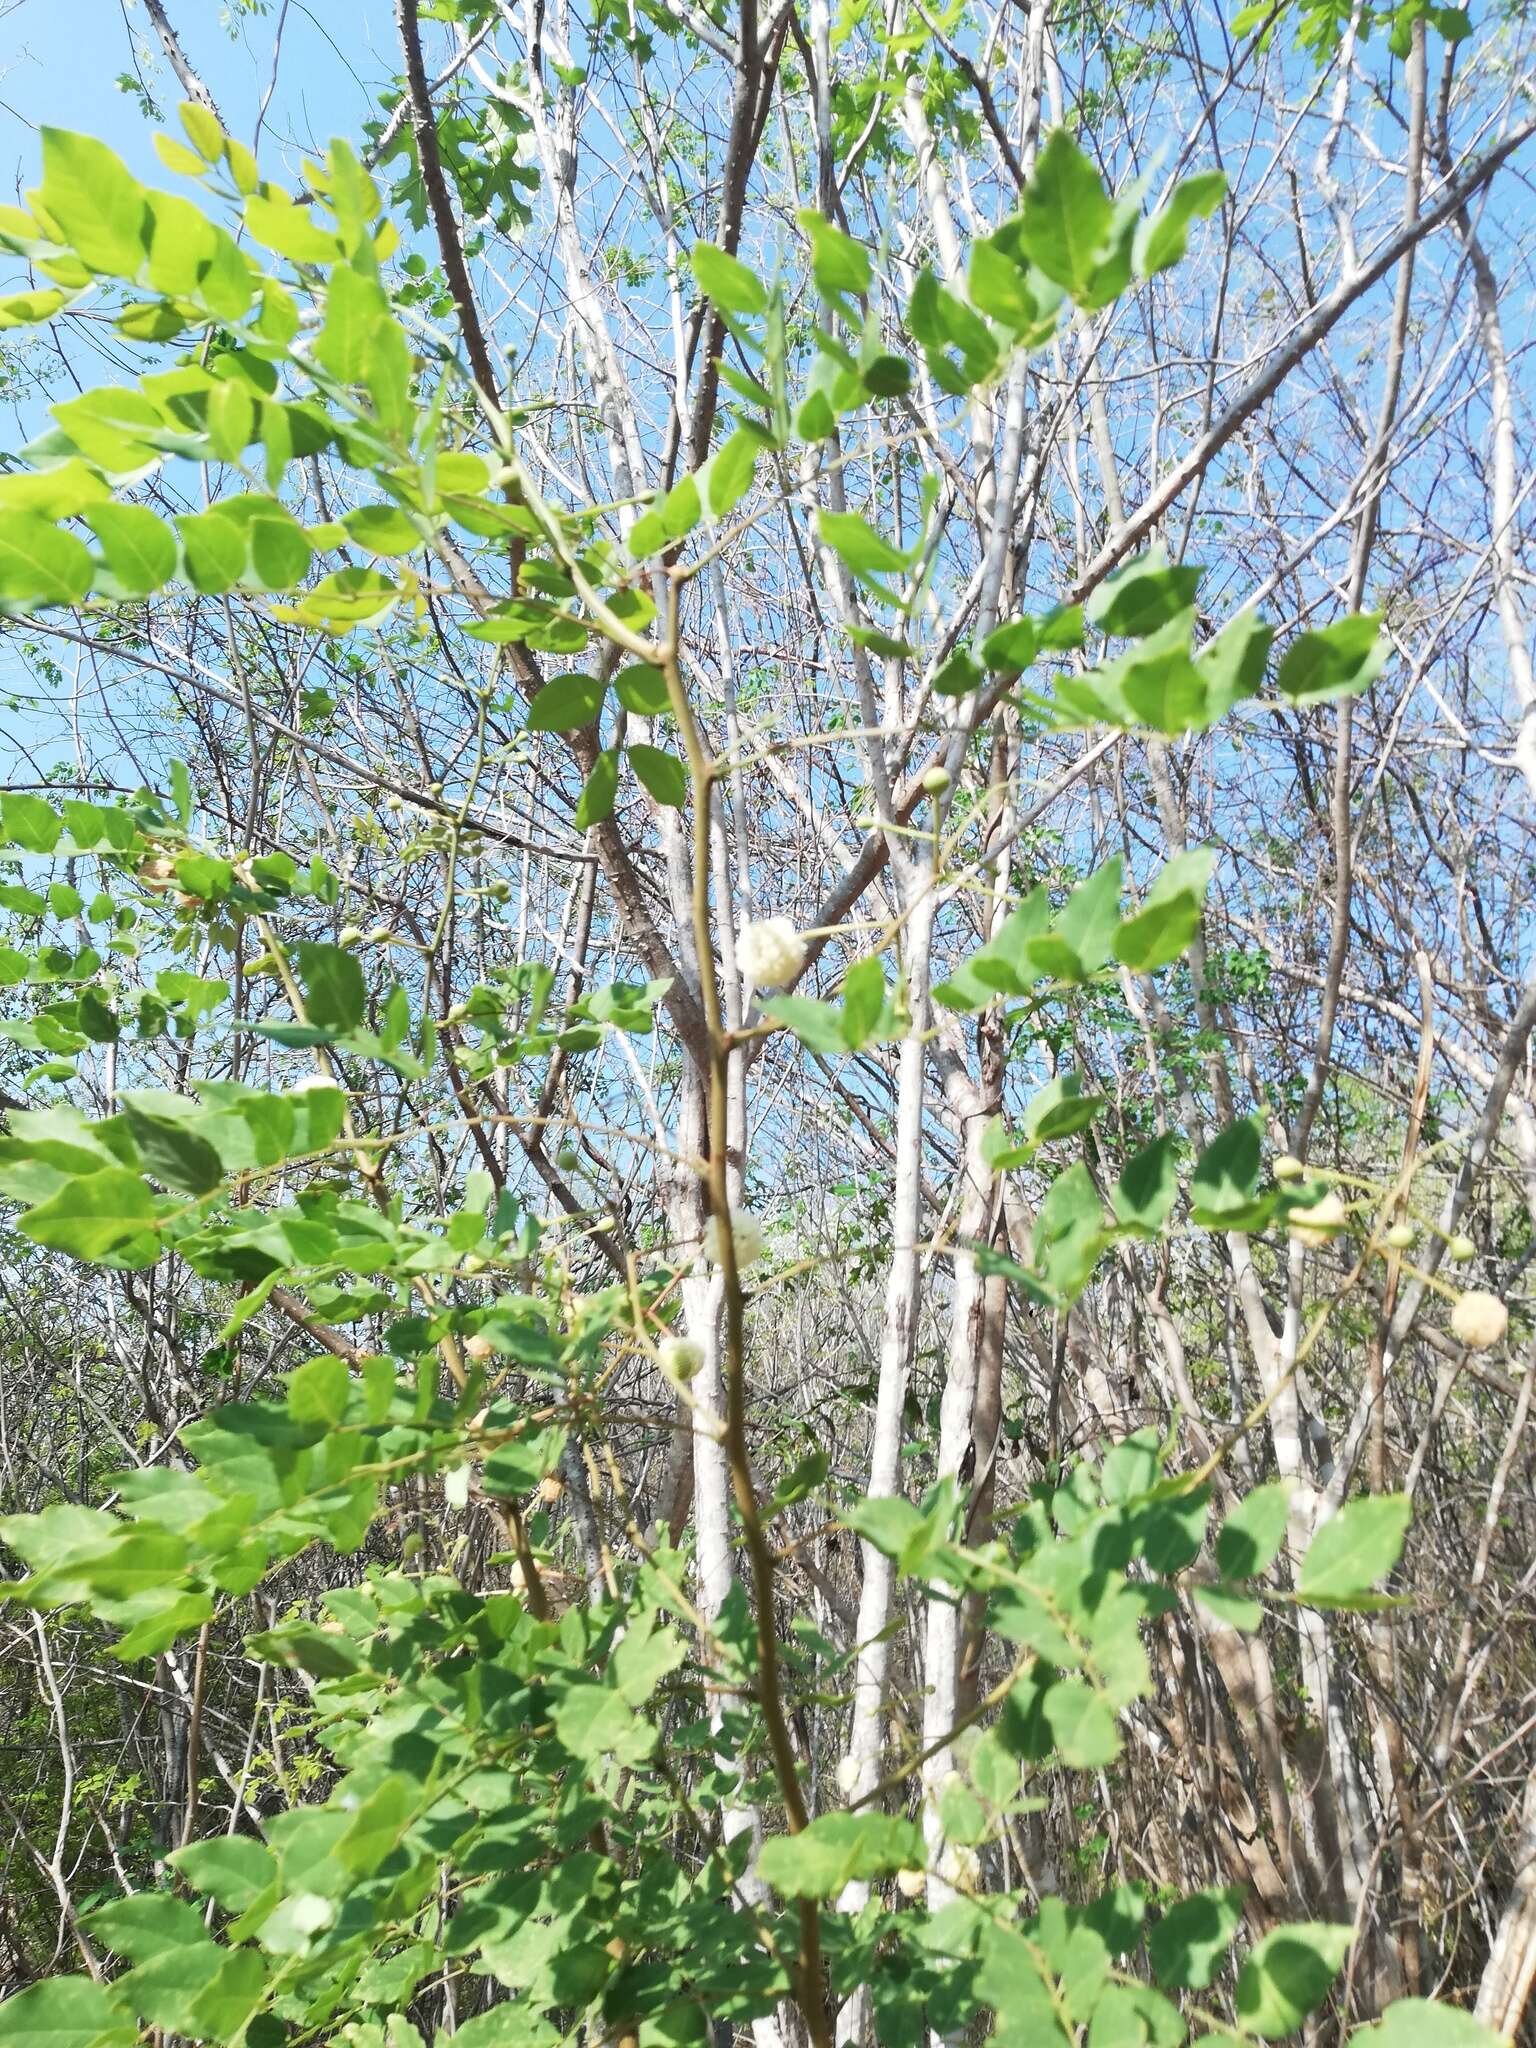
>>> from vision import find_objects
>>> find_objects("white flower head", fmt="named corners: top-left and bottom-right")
top-left (1289, 1190), bottom-right (1346, 1249)
top-left (895, 1867), bottom-right (927, 1900)
top-left (658, 1335), bottom-right (704, 1383)
top-left (463, 1333), bottom-right (496, 1362)
top-left (738, 916), bottom-right (806, 990)
top-left (835, 1754), bottom-right (862, 1797)
top-left (703, 1208), bottom-right (765, 1269)
top-left (1451, 1290), bottom-right (1508, 1351)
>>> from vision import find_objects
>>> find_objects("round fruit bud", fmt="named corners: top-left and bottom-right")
top-left (338, 924), bottom-right (364, 948)
top-left (703, 1209), bottom-right (765, 1268)
top-left (857, 809), bottom-right (880, 831)
top-left (385, 793), bottom-right (404, 811)
top-left (895, 1868), bottom-right (927, 1900)
top-left (365, 925), bottom-right (393, 946)
top-left (738, 916), bottom-right (807, 990)
top-left (538, 1472), bottom-right (566, 1505)
top-left (1273, 1154), bottom-right (1305, 1182)
top-left (1288, 1191), bottom-right (1346, 1249)
top-left (446, 1001), bottom-right (470, 1025)
top-left (1446, 1234), bottom-right (1476, 1264)
top-left (1450, 1290), bottom-right (1507, 1350)
top-left (921, 766), bottom-right (952, 795)
top-left (658, 1336), bottom-right (704, 1383)
top-left (556, 1145), bottom-right (580, 1172)
top-left (1384, 1222), bottom-right (1416, 1250)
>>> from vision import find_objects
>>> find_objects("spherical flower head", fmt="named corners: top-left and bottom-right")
top-left (1451, 1290), bottom-right (1508, 1351)
top-left (1289, 1191), bottom-right (1346, 1249)
top-left (1446, 1234), bottom-right (1477, 1264)
top-left (703, 1208), bottom-right (765, 1268)
top-left (835, 1754), bottom-right (862, 1797)
top-left (921, 765), bottom-right (952, 795)
top-left (895, 1868), bottom-right (927, 1900)
top-left (738, 916), bottom-right (806, 990)
top-left (658, 1335), bottom-right (704, 1383)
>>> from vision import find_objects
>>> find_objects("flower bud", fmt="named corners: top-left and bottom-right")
top-left (921, 766), bottom-right (952, 795)
top-left (338, 924), bottom-right (364, 948)
top-left (738, 916), bottom-right (807, 990)
top-left (1446, 1234), bottom-right (1476, 1264)
top-left (1450, 1290), bottom-right (1507, 1350)
top-left (658, 1335), bottom-right (704, 1383)
top-left (895, 1868), bottom-right (927, 1900)
top-left (1289, 1191), bottom-right (1346, 1249)
top-left (1384, 1221), bottom-right (1416, 1250)
top-left (1273, 1154), bottom-right (1305, 1182)
top-left (538, 1472), bottom-right (565, 1505)
top-left (464, 1333), bottom-right (496, 1362)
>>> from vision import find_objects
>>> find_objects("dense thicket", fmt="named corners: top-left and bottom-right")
top-left (0, 0), bottom-right (1533, 2043)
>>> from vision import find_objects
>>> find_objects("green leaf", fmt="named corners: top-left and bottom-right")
top-left (527, 672), bottom-right (605, 731)
top-left (1235, 1924), bottom-right (1352, 2039)
top-left (1147, 1886), bottom-right (1245, 1989)
top-left (629, 743), bottom-right (688, 808)
top-left (818, 508), bottom-right (911, 577)
top-left (1023, 1071), bottom-right (1105, 1144)
top-left (0, 1977), bottom-right (134, 2048)
top-left (1189, 1117), bottom-right (1265, 1227)
top-left (840, 954), bottom-right (887, 1048)
top-left (576, 748), bottom-right (620, 829)
top-left (1114, 847), bottom-right (1217, 972)
top-left (1044, 1676), bottom-right (1121, 1767)
top-left (1112, 1133), bottom-right (1179, 1232)
top-left (3, 792), bottom-right (63, 851)
top-left (121, 1101), bottom-right (222, 1196)
top-left (691, 241), bottom-right (767, 315)
top-left (981, 618), bottom-right (1038, 674)
top-left (614, 663), bottom-right (670, 715)
top-left (343, 503), bottom-right (423, 556)
top-left (1276, 614), bottom-right (1387, 704)
top-left (797, 210), bottom-right (871, 297)
top-left (337, 1772), bottom-right (415, 1874)
top-left (18, 1168), bottom-right (160, 1266)
top-left (168, 1834), bottom-right (275, 1913)
top-left (1033, 1163), bottom-right (1106, 1304)
top-left (1193, 1582), bottom-right (1264, 1630)
top-left (704, 429), bottom-right (756, 519)
top-left (39, 128), bottom-right (148, 277)
top-left (297, 939), bottom-right (367, 1033)
top-left (1033, 858), bottom-right (1122, 983)
top-left (555, 1683), bottom-right (656, 1765)
top-left (760, 994), bottom-right (847, 1055)
top-left (288, 1353), bottom-right (351, 1426)
top-left (83, 503), bottom-right (177, 598)
top-left (176, 509), bottom-right (247, 594)
top-left (1136, 171), bottom-right (1227, 278)
top-left (758, 1813), bottom-right (923, 1898)
top-left (1297, 1494), bottom-right (1410, 1606)
top-left (1020, 130), bottom-right (1112, 298)
top-left (0, 511), bottom-right (94, 606)
top-left (1087, 551), bottom-right (1203, 637)
top-left (1216, 1479), bottom-right (1294, 1579)
top-left (84, 1891), bottom-right (208, 1961)
top-left (1355, 2002), bottom-right (1505, 2048)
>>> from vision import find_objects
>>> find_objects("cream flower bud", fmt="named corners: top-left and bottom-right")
top-left (463, 1333), bottom-right (496, 1362)
top-left (895, 1868), bottom-right (927, 1899)
top-left (1450, 1290), bottom-right (1508, 1350)
top-left (1446, 1234), bottom-right (1476, 1264)
top-left (658, 1335), bottom-right (704, 1383)
top-left (1384, 1222), bottom-right (1416, 1250)
top-left (1273, 1153), bottom-right (1305, 1182)
top-left (703, 1208), bottom-right (765, 1268)
top-left (738, 916), bottom-right (806, 989)
top-left (1289, 1191), bottom-right (1346, 1249)
top-left (835, 1755), bottom-right (862, 1797)
top-left (921, 766), bottom-right (952, 795)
